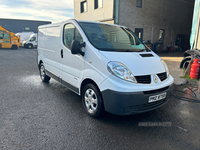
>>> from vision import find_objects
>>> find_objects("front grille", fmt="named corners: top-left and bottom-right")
top-left (135, 75), bottom-right (151, 84)
top-left (132, 99), bottom-right (167, 112)
top-left (143, 86), bottom-right (169, 95)
top-left (157, 72), bottom-right (167, 81)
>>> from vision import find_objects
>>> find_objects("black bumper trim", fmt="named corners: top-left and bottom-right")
top-left (101, 84), bottom-right (173, 116)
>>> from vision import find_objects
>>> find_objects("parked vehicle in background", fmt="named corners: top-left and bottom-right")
top-left (15, 32), bottom-right (34, 46)
top-left (0, 26), bottom-right (20, 49)
top-left (22, 33), bottom-right (37, 48)
top-left (38, 19), bottom-right (174, 117)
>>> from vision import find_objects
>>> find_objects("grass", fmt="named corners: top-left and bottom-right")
top-left (180, 75), bottom-right (200, 81)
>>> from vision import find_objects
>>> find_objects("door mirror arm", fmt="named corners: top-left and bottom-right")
top-left (77, 42), bottom-right (85, 50)
top-left (71, 40), bottom-right (85, 56)
top-left (77, 42), bottom-right (85, 56)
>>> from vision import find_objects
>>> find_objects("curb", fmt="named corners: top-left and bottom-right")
top-left (174, 79), bottom-right (188, 86)
top-left (187, 79), bottom-right (199, 87)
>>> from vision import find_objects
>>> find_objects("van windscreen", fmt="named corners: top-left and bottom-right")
top-left (79, 22), bottom-right (146, 52)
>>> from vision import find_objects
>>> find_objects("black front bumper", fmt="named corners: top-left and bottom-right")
top-left (101, 84), bottom-right (173, 116)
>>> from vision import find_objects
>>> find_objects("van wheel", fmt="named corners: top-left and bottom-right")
top-left (39, 63), bottom-right (51, 82)
top-left (12, 45), bottom-right (18, 49)
top-left (180, 56), bottom-right (192, 69)
top-left (82, 84), bottom-right (104, 118)
top-left (28, 44), bottom-right (33, 49)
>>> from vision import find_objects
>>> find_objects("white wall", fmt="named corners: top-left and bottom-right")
top-left (74, 0), bottom-right (114, 22)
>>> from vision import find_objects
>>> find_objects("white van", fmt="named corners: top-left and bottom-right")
top-left (22, 33), bottom-right (37, 48)
top-left (37, 19), bottom-right (174, 117)
top-left (15, 32), bottom-right (34, 46)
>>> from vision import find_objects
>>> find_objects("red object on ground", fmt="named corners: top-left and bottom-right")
top-left (169, 47), bottom-right (173, 52)
top-left (190, 59), bottom-right (200, 79)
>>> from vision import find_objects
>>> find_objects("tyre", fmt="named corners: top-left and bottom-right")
top-left (82, 84), bottom-right (104, 118)
top-left (12, 45), bottom-right (18, 49)
top-left (180, 56), bottom-right (192, 69)
top-left (39, 63), bottom-right (51, 82)
top-left (28, 44), bottom-right (33, 49)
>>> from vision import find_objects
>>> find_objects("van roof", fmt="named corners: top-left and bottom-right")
top-left (38, 19), bottom-right (127, 29)
top-left (76, 20), bottom-right (126, 28)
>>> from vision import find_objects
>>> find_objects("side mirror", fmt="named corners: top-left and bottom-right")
top-left (71, 40), bottom-right (85, 56)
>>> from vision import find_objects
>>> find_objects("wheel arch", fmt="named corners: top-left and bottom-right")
top-left (80, 78), bottom-right (105, 117)
top-left (184, 52), bottom-right (191, 58)
top-left (12, 44), bottom-right (18, 49)
top-left (180, 56), bottom-right (192, 68)
top-left (38, 60), bottom-right (43, 69)
top-left (80, 78), bottom-right (100, 96)
top-left (28, 43), bottom-right (33, 48)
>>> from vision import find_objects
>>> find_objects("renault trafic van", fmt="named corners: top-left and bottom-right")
top-left (22, 33), bottom-right (37, 48)
top-left (37, 19), bottom-right (174, 117)
top-left (16, 32), bottom-right (34, 46)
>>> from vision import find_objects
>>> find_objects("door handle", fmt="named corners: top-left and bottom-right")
top-left (61, 49), bottom-right (63, 58)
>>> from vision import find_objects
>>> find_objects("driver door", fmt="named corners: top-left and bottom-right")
top-left (60, 23), bottom-right (84, 94)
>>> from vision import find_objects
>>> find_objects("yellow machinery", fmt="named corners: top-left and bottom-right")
top-left (0, 26), bottom-right (20, 49)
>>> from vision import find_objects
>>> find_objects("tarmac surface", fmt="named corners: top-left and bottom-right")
top-left (159, 52), bottom-right (187, 85)
top-left (159, 51), bottom-right (200, 104)
top-left (0, 48), bottom-right (200, 149)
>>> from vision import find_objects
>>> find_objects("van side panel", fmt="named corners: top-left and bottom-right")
top-left (38, 25), bottom-right (61, 77)
top-left (38, 27), bottom-right (46, 64)
top-left (38, 28), bottom-right (45, 49)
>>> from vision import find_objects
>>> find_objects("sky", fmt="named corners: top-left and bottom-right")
top-left (0, 0), bottom-right (74, 23)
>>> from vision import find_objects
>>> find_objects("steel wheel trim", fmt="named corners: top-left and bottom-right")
top-left (28, 45), bottom-right (32, 48)
top-left (84, 89), bottom-right (98, 114)
top-left (40, 65), bottom-right (45, 80)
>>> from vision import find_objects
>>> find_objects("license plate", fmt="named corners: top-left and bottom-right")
top-left (149, 92), bottom-right (166, 103)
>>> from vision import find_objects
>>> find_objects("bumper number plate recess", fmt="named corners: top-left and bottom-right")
top-left (149, 92), bottom-right (166, 103)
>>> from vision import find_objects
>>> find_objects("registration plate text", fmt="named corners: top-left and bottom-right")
top-left (149, 92), bottom-right (166, 103)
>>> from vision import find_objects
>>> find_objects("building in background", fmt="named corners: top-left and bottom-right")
top-left (0, 18), bottom-right (51, 33)
top-left (74, 0), bottom-right (115, 24)
top-left (74, 0), bottom-right (194, 51)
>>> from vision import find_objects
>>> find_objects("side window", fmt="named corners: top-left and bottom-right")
top-left (135, 28), bottom-right (143, 41)
top-left (30, 37), bottom-right (36, 41)
top-left (0, 33), bottom-right (9, 39)
top-left (63, 24), bottom-right (75, 49)
top-left (0, 34), bottom-right (4, 39)
top-left (4, 34), bottom-right (9, 39)
top-left (159, 29), bottom-right (165, 43)
top-left (94, 0), bottom-right (103, 9)
top-left (75, 28), bottom-right (83, 43)
top-left (63, 24), bottom-right (83, 50)
top-left (81, 1), bottom-right (87, 13)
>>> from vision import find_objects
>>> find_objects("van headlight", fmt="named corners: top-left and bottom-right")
top-left (107, 62), bottom-right (137, 83)
top-left (161, 59), bottom-right (169, 77)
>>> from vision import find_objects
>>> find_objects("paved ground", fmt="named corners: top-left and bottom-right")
top-left (159, 51), bottom-right (187, 85)
top-left (159, 51), bottom-right (200, 98)
top-left (0, 48), bottom-right (200, 149)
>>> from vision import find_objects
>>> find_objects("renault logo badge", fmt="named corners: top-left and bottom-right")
top-left (154, 75), bottom-right (158, 83)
